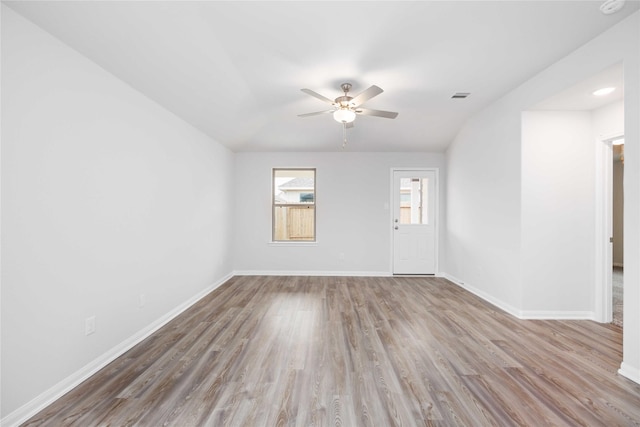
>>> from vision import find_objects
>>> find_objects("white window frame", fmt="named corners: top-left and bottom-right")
top-left (271, 168), bottom-right (317, 244)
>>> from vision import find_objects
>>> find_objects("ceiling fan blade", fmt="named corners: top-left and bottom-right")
top-left (298, 109), bottom-right (334, 118)
top-left (301, 88), bottom-right (335, 105)
top-left (350, 85), bottom-right (383, 107)
top-left (356, 108), bottom-right (398, 119)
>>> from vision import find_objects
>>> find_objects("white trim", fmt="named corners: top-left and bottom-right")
top-left (618, 362), bottom-right (640, 384)
top-left (267, 241), bottom-right (318, 247)
top-left (233, 270), bottom-right (392, 277)
top-left (443, 273), bottom-right (596, 320)
top-left (1, 273), bottom-right (233, 427)
top-left (392, 274), bottom-right (437, 278)
top-left (233, 270), bottom-right (450, 278)
top-left (519, 310), bottom-right (597, 320)
top-left (594, 136), bottom-right (617, 323)
top-left (443, 273), bottom-right (523, 318)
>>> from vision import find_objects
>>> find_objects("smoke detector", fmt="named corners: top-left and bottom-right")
top-left (600, 0), bottom-right (625, 14)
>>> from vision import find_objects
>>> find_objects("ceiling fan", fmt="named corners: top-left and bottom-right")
top-left (298, 83), bottom-right (398, 127)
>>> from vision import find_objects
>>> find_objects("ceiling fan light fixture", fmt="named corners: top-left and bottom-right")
top-left (333, 108), bottom-right (356, 123)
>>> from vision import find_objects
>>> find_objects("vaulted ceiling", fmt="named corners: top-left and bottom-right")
top-left (5, 1), bottom-right (638, 152)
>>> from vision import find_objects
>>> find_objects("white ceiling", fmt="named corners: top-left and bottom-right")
top-left (4, 1), bottom-right (639, 152)
top-left (530, 62), bottom-right (624, 111)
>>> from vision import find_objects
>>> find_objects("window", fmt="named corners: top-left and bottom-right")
top-left (300, 193), bottom-right (314, 203)
top-left (273, 168), bottom-right (316, 241)
top-left (399, 177), bottom-right (428, 225)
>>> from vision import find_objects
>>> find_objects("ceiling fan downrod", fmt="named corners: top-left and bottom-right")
top-left (336, 83), bottom-right (354, 109)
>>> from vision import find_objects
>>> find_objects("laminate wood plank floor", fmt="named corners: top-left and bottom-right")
top-left (22, 276), bottom-right (640, 426)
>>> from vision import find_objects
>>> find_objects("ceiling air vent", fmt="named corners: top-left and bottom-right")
top-left (451, 92), bottom-right (470, 99)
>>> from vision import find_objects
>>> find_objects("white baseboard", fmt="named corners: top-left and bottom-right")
top-left (619, 362), bottom-right (640, 384)
top-left (233, 270), bottom-right (449, 278)
top-left (442, 273), bottom-right (596, 320)
top-left (1, 272), bottom-right (233, 427)
top-left (519, 310), bottom-right (597, 320)
top-left (442, 273), bottom-right (524, 318)
top-left (233, 270), bottom-right (392, 277)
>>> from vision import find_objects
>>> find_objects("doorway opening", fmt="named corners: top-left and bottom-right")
top-left (612, 137), bottom-right (624, 327)
top-left (597, 134), bottom-right (624, 325)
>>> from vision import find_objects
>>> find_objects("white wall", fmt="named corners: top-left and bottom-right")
top-left (234, 152), bottom-right (446, 275)
top-left (517, 100), bottom-right (624, 318)
top-left (445, 99), bottom-right (523, 313)
top-left (446, 11), bottom-right (640, 381)
top-left (1, 6), bottom-right (235, 419)
top-left (593, 100), bottom-right (624, 140)
top-left (521, 111), bottom-right (595, 316)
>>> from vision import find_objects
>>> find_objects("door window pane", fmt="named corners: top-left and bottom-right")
top-left (399, 177), bottom-right (428, 224)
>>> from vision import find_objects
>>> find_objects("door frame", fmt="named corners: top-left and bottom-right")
top-left (595, 134), bottom-right (621, 323)
top-left (389, 167), bottom-right (439, 275)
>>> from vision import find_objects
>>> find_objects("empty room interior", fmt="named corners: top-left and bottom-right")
top-left (2, 1), bottom-right (640, 426)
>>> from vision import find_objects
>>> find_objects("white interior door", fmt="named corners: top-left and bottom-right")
top-left (392, 170), bottom-right (436, 274)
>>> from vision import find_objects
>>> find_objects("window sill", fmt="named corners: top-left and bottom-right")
top-left (268, 241), bottom-right (318, 247)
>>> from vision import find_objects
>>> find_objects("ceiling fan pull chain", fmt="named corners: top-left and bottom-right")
top-left (342, 123), bottom-right (348, 149)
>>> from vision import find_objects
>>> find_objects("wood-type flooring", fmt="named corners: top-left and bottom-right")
top-left (613, 267), bottom-right (623, 327)
top-left (22, 276), bottom-right (640, 426)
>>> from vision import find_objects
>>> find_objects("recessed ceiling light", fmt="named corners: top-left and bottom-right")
top-left (593, 87), bottom-right (616, 96)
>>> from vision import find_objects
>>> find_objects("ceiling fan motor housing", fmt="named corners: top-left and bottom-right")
top-left (335, 95), bottom-right (354, 107)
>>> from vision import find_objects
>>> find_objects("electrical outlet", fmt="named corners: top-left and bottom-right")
top-left (138, 294), bottom-right (146, 308)
top-left (85, 316), bottom-right (96, 336)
